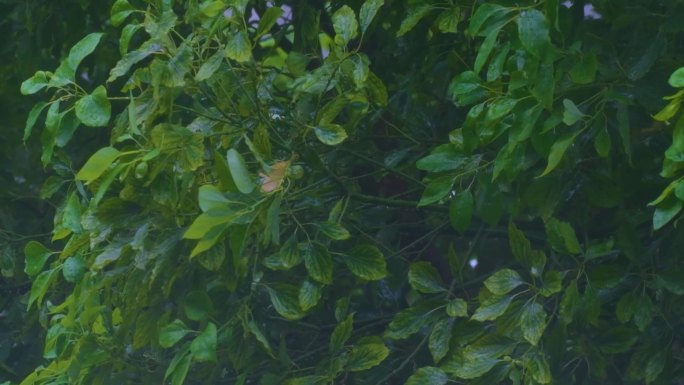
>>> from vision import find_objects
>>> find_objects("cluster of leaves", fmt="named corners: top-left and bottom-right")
top-left (0, 1), bottom-right (113, 382)
top-left (13, 0), bottom-right (684, 384)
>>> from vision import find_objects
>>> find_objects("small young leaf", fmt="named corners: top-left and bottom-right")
top-left (75, 86), bottom-right (111, 127)
top-left (75, 146), bottom-right (121, 184)
top-left (562, 99), bottom-right (586, 126)
top-left (483, 269), bottom-right (523, 295)
top-left (538, 131), bottom-right (579, 177)
top-left (20, 71), bottom-right (49, 95)
top-left (190, 322), bottom-right (217, 362)
top-left (408, 262), bottom-right (445, 293)
top-left (669, 67), bottom-right (684, 87)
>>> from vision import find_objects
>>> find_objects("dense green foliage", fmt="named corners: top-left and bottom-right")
top-left (7, 0), bottom-right (684, 384)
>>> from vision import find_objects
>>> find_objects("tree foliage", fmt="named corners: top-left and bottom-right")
top-left (10, 0), bottom-right (684, 384)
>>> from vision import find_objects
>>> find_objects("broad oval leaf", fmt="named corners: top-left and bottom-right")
top-left (344, 244), bottom-right (387, 280)
top-left (429, 318), bottom-right (453, 363)
top-left (471, 295), bottom-right (513, 322)
top-left (225, 31), bottom-right (252, 63)
top-left (314, 123), bottom-right (348, 145)
top-left (517, 9), bottom-right (551, 59)
top-left (418, 175), bottom-right (455, 207)
top-left (75, 86), bottom-right (111, 127)
top-left (190, 322), bottom-right (217, 362)
top-left (24, 241), bottom-right (52, 277)
top-left (21, 71), bottom-right (49, 95)
top-left (267, 284), bottom-right (306, 320)
top-left (520, 302), bottom-right (547, 346)
top-left (347, 340), bottom-right (389, 372)
top-left (303, 243), bottom-right (333, 284)
top-left (483, 269), bottom-right (523, 295)
top-left (330, 313), bottom-right (354, 353)
top-left (75, 146), bottom-right (121, 184)
top-left (360, 0), bottom-right (384, 33)
top-left (183, 291), bottom-right (213, 321)
top-left (449, 190), bottom-right (474, 233)
top-left (332, 5), bottom-right (359, 45)
top-left (298, 279), bottom-right (322, 311)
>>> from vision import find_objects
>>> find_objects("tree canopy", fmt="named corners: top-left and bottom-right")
top-left (4, 0), bottom-right (684, 384)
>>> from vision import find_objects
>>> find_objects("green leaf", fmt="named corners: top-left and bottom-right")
top-left (21, 71), bottom-right (49, 95)
top-left (165, 350), bottom-right (192, 385)
top-left (437, 8), bottom-right (460, 33)
top-left (386, 303), bottom-right (440, 339)
top-left (284, 376), bottom-right (324, 385)
top-left (227, 149), bottom-right (256, 194)
top-left (517, 9), bottom-right (551, 60)
top-left (108, 42), bottom-right (161, 82)
top-left (119, 24), bottom-right (142, 55)
top-left (416, 151), bottom-right (467, 172)
top-left (298, 279), bottom-right (322, 311)
top-left (538, 131), bottom-right (579, 177)
top-left (626, 32), bottom-right (665, 81)
top-left (570, 53), bottom-right (598, 84)
top-left (483, 269), bottom-right (523, 295)
top-left (330, 313), bottom-right (353, 353)
top-left (344, 244), bottom-right (387, 280)
top-left (653, 196), bottom-right (682, 230)
top-left (263, 235), bottom-right (301, 270)
top-left (62, 256), bottom-right (85, 283)
top-left (397, 5), bottom-right (434, 37)
top-left (27, 269), bottom-right (58, 309)
top-left (225, 31), bottom-right (252, 63)
top-left (303, 243), bottom-right (333, 284)
top-left (191, 322), bottom-right (217, 362)
top-left (559, 280), bottom-right (580, 325)
top-left (332, 5), bottom-right (358, 45)
top-left (317, 222), bottom-right (351, 240)
top-left (184, 212), bottom-right (231, 240)
top-left (24, 241), bottom-right (52, 277)
top-left (405, 367), bottom-right (448, 385)
top-left (669, 67), bottom-right (684, 87)
top-left (562, 99), bottom-right (586, 126)
top-left (195, 49), bottom-right (224, 81)
top-left (524, 353), bottom-right (551, 384)
top-left (360, 0), bottom-right (384, 33)
top-left (247, 320), bottom-right (274, 357)
top-left (268, 284), bottom-right (306, 320)
top-left (60, 32), bottom-right (104, 84)
top-left (23, 101), bottom-right (48, 141)
top-left (471, 294), bottom-right (512, 322)
top-left (418, 175), bottom-right (454, 206)
top-left (256, 7), bottom-right (284, 37)
top-left (655, 270), bottom-right (684, 295)
top-left (474, 26), bottom-right (501, 74)
top-left (75, 146), bottom-right (121, 184)
top-left (520, 302), bottom-right (546, 346)
top-left (408, 262), bottom-right (445, 293)
top-left (347, 340), bottom-right (389, 371)
top-left (159, 319), bottom-right (190, 348)
top-left (442, 349), bottom-right (499, 379)
top-left (429, 318), bottom-right (453, 363)
top-left (447, 298), bottom-right (468, 318)
top-left (183, 290), bottom-right (213, 321)
top-left (469, 4), bottom-right (511, 37)
top-left (111, 0), bottom-right (135, 26)
top-left (545, 218), bottom-right (582, 254)
top-left (198, 185), bottom-right (230, 212)
top-left (449, 190), bottom-right (474, 233)
top-left (314, 123), bottom-right (348, 145)
top-left (594, 125), bottom-right (611, 157)
top-left (75, 86), bottom-right (111, 127)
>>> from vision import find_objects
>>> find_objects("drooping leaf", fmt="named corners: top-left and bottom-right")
top-left (449, 190), bottom-right (474, 233)
top-left (418, 175), bottom-right (455, 206)
top-left (385, 303), bottom-right (441, 339)
top-left (405, 367), bottom-right (448, 385)
top-left (520, 302), bottom-right (547, 346)
top-left (447, 298), bottom-right (468, 318)
top-left (408, 262), bottom-right (445, 293)
top-left (256, 7), bottom-right (284, 37)
top-left (517, 9), bottom-right (551, 60)
top-left (227, 149), bottom-right (256, 194)
top-left (24, 241), bottom-right (52, 277)
top-left (225, 31), bottom-right (252, 63)
top-left (195, 49), bottom-right (224, 81)
top-left (268, 284), bottom-right (306, 320)
top-left (111, 0), bottom-right (135, 26)
top-left (397, 6), bottom-right (434, 37)
top-left (562, 99), bottom-right (586, 126)
top-left (20, 71), bottom-right (50, 95)
top-left (303, 243), bottom-right (333, 284)
top-left (298, 279), bottom-right (322, 311)
top-left (538, 131), bottom-right (579, 177)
